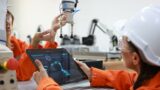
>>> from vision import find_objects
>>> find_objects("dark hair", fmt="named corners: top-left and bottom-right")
top-left (128, 42), bottom-right (160, 90)
top-left (7, 10), bottom-right (14, 24)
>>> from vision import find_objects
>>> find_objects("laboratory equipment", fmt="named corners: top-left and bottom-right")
top-left (0, 0), bottom-right (18, 89)
top-left (59, 0), bottom-right (78, 38)
top-left (82, 19), bottom-right (119, 52)
top-left (0, 44), bottom-right (18, 90)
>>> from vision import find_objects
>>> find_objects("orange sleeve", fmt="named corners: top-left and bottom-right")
top-left (90, 67), bottom-right (137, 90)
top-left (37, 77), bottom-right (62, 90)
top-left (16, 45), bottom-right (37, 81)
top-left (10, 37), bottom-right (36, 81)
top-left (10, 36), bottom-right (28, 58)
top-left (11, 37), bottom-right (58, 81)
top-left (16, 42), bottom-right (57, 81)
top-left (44, 41), bottom-right (58, 48)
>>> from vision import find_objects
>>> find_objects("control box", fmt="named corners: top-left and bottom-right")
top-left (0, 44), bottom-right (18, 90)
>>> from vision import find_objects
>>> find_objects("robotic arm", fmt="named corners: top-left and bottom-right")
top-left (82, 19), bottom-right (118, 51)
top-left (60, 0), bottom-right (78, 38)
top-left (61, 0), bottom-right (78, 24)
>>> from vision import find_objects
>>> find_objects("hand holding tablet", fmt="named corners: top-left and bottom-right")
top-left (26, 48), bottom-right (87, 85)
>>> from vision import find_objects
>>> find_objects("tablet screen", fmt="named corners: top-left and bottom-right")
top-left (26, 48), bottom-right (87, 85)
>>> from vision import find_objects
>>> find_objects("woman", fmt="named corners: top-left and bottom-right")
top-left (34, 5), bottom-right (160, 90)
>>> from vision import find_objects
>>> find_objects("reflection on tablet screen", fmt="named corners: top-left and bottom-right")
top-left (26, 48), bottom-right (86, 85)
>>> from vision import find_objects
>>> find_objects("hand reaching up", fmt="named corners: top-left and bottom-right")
top-left (31, 30), bottom-right (55, 48)
top-left (51, 13), bottom-right (67, 32)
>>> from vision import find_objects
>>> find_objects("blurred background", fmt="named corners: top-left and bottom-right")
top-left (7, 0), bottom-right (160, 52)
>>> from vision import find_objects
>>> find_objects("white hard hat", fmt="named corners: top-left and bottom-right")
top-left (121, 5), bottom-right (160, 66)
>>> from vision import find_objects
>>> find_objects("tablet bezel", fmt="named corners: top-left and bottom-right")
top-left (26, 48), bottom-right (87, 85)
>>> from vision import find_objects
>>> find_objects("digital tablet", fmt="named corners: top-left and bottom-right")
top-left (26, 48), bottom-right (87, 85)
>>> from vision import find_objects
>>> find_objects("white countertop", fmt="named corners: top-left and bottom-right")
top-left (18, 78), bottom-right (37, 90)
top-left (18, 79), bottom-right (114, 90)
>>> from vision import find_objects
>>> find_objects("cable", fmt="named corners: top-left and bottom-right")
top-left (70, 23), bottom-right (74, 38)
top-left (59, 2), bottom-right (63, 38)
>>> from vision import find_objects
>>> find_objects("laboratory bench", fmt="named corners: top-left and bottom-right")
top-left (18, 60), bottom-right (133, 90)
top-left (18, 78), bottom-right (115, 90)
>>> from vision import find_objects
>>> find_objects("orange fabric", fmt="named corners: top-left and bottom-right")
top-left (37, 68), bottom-right (160, 90)
top-left (37, 77), bottom-right (62, 90)
top-left (10, 36), bottom-right (58, 81)
top-left (90, 67), bottom-right (160, 90)
top-left (44, 41), bottom-right (58, 49)
top-left (10, 36), bottom-right (28, 58)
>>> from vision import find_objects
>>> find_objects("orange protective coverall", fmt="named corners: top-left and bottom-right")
top-left (10, 36), bottom-right (58, 81)
top-left (37, 67), bottom-right (160, 90)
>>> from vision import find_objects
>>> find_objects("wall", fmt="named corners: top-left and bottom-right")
top-left (8, 0), bottom-right (160, 52)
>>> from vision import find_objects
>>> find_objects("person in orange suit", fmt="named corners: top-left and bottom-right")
top-left (6, 10), bottom-right (67, 81)
top-left (34, 5), bottom-right (160, 90)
